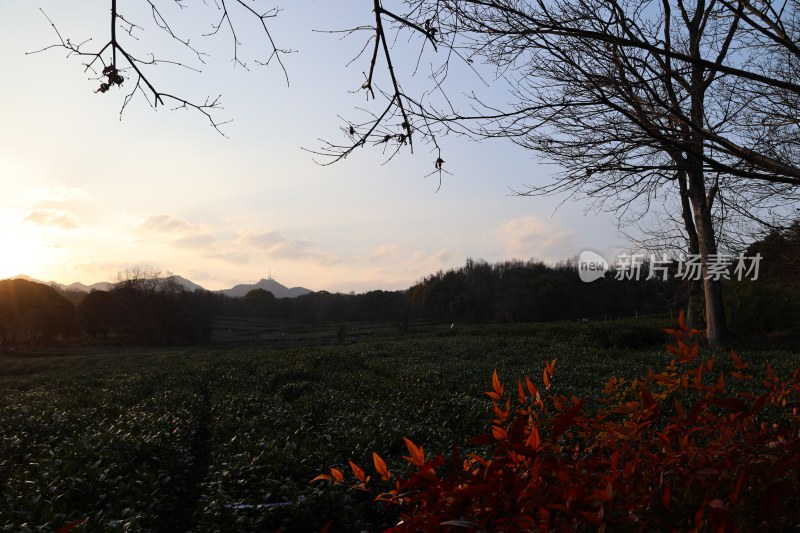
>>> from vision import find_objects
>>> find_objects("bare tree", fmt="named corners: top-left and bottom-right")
top-left (311, 0), bottom-right (799, 347)
top-left (29, 1), bottom-right (292, 134)
top-left (113, 267), bottom-right (183, 294)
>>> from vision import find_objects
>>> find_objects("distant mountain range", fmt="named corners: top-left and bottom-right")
top-left (5, 275), bottom-right (311, 299)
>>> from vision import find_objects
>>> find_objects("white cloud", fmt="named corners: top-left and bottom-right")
top-left (138, 214), bottom-right (195, 234)
top-left (23, 209), bottom-right (80, 229)
top-left (369, 244), bottom-right (402, 260)
top-left (238, 230), bottom-right (286, 249)
top-left (496, 216), bottom-right (577, 261)
top-left (238, 230), bottom-right (339, 265)
top-left (174, 234), bottom-right (216, 249)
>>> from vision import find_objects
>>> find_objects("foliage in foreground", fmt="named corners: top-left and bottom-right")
top-left (317, 313), bottom-right (800, 531)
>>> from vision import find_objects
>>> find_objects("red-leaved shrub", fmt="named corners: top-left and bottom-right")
top-left (314, 312), bottom-right (800, 531)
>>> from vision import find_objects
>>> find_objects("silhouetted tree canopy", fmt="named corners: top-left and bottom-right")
top-left (0, 279), bottom-right (77, 346)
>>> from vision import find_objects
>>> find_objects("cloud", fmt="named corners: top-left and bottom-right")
top-left (496, 216), bottom-right (577, 261)
top-left (238, 230), bottom-right (286, 249)
top-left (174, 234), bottom-right (216, 249)
top-left (136, 214), bottom-right (243, 262)
top-left (238, 230), bottom-right (339, 265)
top-left (138, 214), bottom-right (194, 234)
top-left (369, 244), bottom-right (402, 260)
top-left (24, 209), bottom-right (80, 229)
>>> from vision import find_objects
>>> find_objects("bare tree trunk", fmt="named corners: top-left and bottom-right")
top-left (689, 187), bottom-right (729, 348)
top-left (687, 0), bottom-right (729, 349)
top-left (677, 170), bottom-right (702, 329)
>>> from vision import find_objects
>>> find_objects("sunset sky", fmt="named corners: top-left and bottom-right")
top-left (0, 1), bottom-right (624, 292)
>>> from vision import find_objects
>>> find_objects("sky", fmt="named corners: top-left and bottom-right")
top-left (0, 1), bottom-right (624, 293)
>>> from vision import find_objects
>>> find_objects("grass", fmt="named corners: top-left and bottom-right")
top-left (1, 318), bottom-right (797, 532)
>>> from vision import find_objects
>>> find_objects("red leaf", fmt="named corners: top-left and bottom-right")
top-left (373, 452), bottom-right (391, 481)
top-left (662, 484), bottom-right (673, 512)
top-left (639, 383), bottom-right (656, 409)
top-left (402, 436), bottom-right (426, 468)
top-left (349, 460), bottom-right (367, 483)
top-left (313, 466), bottom-right (345, 484)
top-left (56, 519), bottom-right (86, 533)
top-left (486, 369), bottom-right (504, 400)
top-left (526, 426), bottom-right (542, 451)
top-left (492, 369), bottom-right (503, 397)
top-left (491, 425), bottom-right (508, 440)
top-left (731, 350), bottom-right (748, 370)
top-left (694, 497), bottom-right (707, 528)
top-left (525, 375), bottom-right (538, 398)
top-left (330, 467), bottom-right (345, 483)
top-left (678, 308), bottom-right (687, 331)
top-left (592, 482), bottom-right (613, 502)
top-left (550, 400), bottom-right (583, 440)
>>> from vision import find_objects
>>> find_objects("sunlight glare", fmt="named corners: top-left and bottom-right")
top-left (0, 216), bottom-right (55, 281)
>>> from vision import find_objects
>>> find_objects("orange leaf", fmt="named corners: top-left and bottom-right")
top-left (526, 426), bottom-right (541, 451)
top-left (486, 370), bottom-right (503, 400)
top-left (517, 379), bottom-right (526, 404)
top-left (349, 460), bottom-right (367, 483)
top-left (402, 437), bottom-right (426, 468)
top-left (373, 452), bottom-right (391, 481)
top-left (491, 425), bottom-right (508, 440)
top-left (330, 467), bottom-right (345, 483)
top-left (543, 367), bottom-right (551, 390)
top-left (525, 375), bottom-right (538, 397)
top-left (731, 350), bottom-right (749, 370)
top-left (678, 308), bottom-right (687, 331)
top-left (311, 473), bottom-right (333, 483)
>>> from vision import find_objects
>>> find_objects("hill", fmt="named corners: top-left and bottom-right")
top-left (217, 278), bottom-right (311, 298)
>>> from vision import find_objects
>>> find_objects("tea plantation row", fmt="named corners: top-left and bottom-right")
top-left (1, 321), bottom-right (795, 531)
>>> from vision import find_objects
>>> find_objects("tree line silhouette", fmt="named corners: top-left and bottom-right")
top-left (1, 222), bottom-right (797, 347)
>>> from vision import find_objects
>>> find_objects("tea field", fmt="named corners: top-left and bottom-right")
top-left (1, 320), bottom-right (797, 532)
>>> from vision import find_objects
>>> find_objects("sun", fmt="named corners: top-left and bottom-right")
top-left (0, 220), bottom-right (61, 281)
